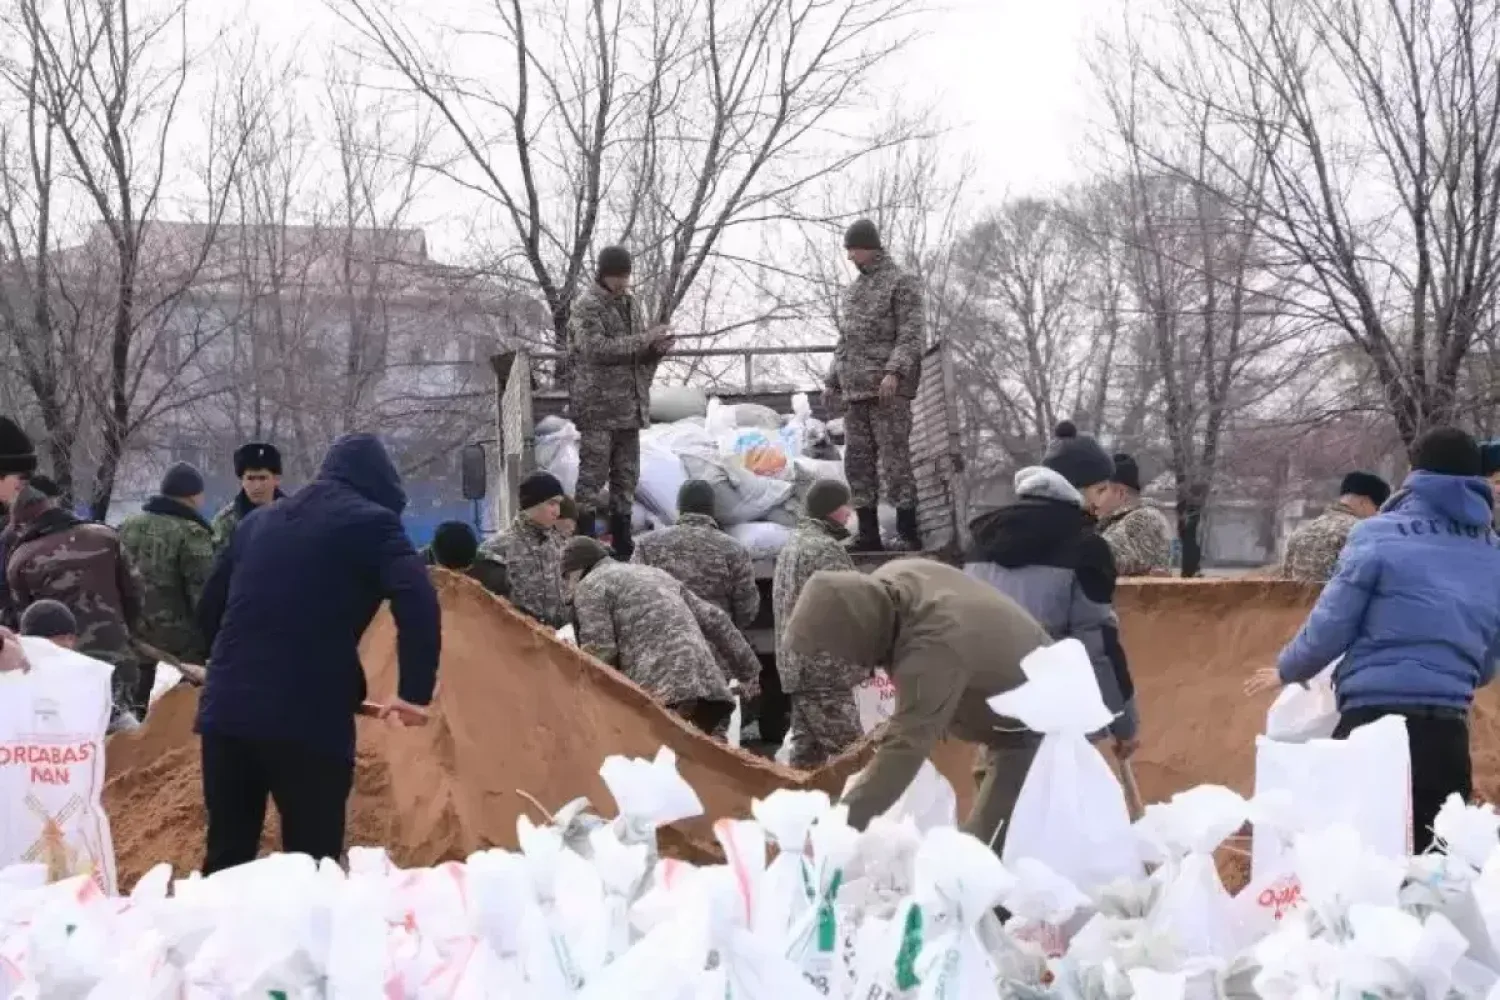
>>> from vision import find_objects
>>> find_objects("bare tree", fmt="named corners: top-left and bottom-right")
top-left (329, 0), bottom-right (929, 349)
top-left (1150, 0), bottom-right (1500, 446)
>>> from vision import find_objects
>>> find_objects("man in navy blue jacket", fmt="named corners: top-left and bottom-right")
top-left (1251, 427), bottom-right (1500, 852)
top-left (195, 434), bottom-right (440, 873)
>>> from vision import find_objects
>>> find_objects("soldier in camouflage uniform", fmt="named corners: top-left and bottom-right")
top-left (568, 246), bottom-right (674, 559)
top-left (7, 484), bottom-right (144, 710)
top-left (1097, 453), bottom-right (1173, 577)
top-left (773, 479), bottom-right (865, 767)
top-left (480, 471), bottom-right (568, 628)
top-left (1281, 471), bottom-right (1390, 583)
top-left (211, 442), bottom-right (286, 554)
top-left (631, 480), bottom-right (759, 629)
top-left (829, 219), bottom-right (926, 553)
top-left (564, 536), bottom-right (760, 736)
top-left (117, 463), bottom-right (215, 715)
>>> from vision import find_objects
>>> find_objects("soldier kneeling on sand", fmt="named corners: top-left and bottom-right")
top-left (563, 536), bottom-right (760, 736)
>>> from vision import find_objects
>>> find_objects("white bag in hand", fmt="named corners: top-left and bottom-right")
top-left (988, 639), bottom-right (1143, 894)
top-left (1264, 658), bottom-right (1340, 743)
top-left (1251, 714), bottom-right (1412, 884)
top-left (0, 638), bottom-right (116, 895)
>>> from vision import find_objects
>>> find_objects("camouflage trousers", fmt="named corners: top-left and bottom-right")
top-left (577, 429), bottom-right (641, 517)
top-left (788, 690), bottom-right (862, 769)
top-left (844, 399), bottom-right (916, 509)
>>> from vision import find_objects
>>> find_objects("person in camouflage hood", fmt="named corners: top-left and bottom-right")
top-left (480, 471), bottom-right (568, 628)
top-left (631, 480), bottom-right (759, 629)
top-left (772, 479), bottom-right (865, 768)
top-left (1281, 471), bottom-right (1390, 583)
top-left (7, 484), bottom-right (144, 706)
top-left (211, 442), bottom-right (286, 554)
top-left (1097, 453), bottom-right (1173, 577)
top-left (567, 246), bottom-right (675, 557)
top-left (564, 536), bottom-right (760, 735)
top-left (118, 463), bottom-right (215, 659)
top-left (829, 219), bottom-right (925, 553)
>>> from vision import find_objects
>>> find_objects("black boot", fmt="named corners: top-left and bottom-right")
top-left (609, 511), bottom-right (635, 560)
top-left (850, 506), bottom-right (884, 553)
top-left (894, 506), bottom-right (922, 551)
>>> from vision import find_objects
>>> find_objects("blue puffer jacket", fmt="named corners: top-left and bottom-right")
top-left (1278, 471), bottom-right (1500, 712)
top-left (196, 434), bottom-right (441, 759)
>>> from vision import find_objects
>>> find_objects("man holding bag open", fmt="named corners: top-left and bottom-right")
top-left (1249, 426), bottom-right (1500, 853)
top-left (781, 558), bottom-right (1051, 840)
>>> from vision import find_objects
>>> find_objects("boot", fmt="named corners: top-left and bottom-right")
top-left (894, 506), bottom-right (922, 551)
top-left (609, 511), bottom-right (635, 561)
top-left (575, 506), bottom-right (598, 540)
top-left (850, 506), bottom-right (884, 553)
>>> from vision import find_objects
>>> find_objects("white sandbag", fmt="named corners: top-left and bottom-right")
top-left (855, 670), bottom-right (896, 733)
top-left (681, 453), bottom-right (795, 526)
top-left (735, 402), bottom-right (782, 430)
top-left (650, 385), bottom-right (708, 423)
top-left (989, 639), bottom-right (1144, 893)
top-left (535, 416), bottom-right (582, 495)
top-left (645, 419), bottom-right (718, 459)
top-left (147, 663), bottom-right (183, 706)
top-left (726, 521), bottom-right (793, 559)
top-left (792, 456), bottom-right (846, 488)
top-left (1265, 659), bottom-right (1340, 743)
top-left (636, 438), bottom-right (689, 523)
top-left (840, 671), bottom-right (957, 832)
top-left (0, 637), bottom-right (116, 895)
top-left (1251, 714), bottom-right (1413, 886)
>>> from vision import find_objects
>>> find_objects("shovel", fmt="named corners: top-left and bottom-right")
top-left (1116, 756), bottom-right (1145, 822)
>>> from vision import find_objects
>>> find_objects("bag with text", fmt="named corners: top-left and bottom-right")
top-left (0, 637), bottom-right (116, 895)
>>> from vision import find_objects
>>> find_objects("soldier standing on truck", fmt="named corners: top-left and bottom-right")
top-left (631, 480), bottom-right (759, 630)
top-left (480, 471), bottom-right (569, 628)
top-left (829, 219), bottom-right (925, 553)
top-left (568, 245), bottom-right (674, 558)
top-left (1097, 453), bottom-right (1173, 577)
top-left (773, 479), bottom-right (866, 768)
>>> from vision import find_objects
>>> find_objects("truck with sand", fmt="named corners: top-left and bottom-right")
top-left (485, 341), bottom-right (971, 661)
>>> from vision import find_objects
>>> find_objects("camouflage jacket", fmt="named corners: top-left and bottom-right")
top-left (772, 517), bottom-right (864, 693)
top-left (7, 506), bottom-right (143, 668)
top-left (1099, 501), bottom-right (1173, 577)
top-left (631, 513), bottom-right (760, 628)
top-left (480, 515), bottom-right (567, 628)
top-left (567, 280), bottom-right (659, 431)
top-left (574, 560), bottom-right (758, 706)
top-left (1281, 503), bottom-right (1360, 583)
top-left (211, 489), bottom-right (286, 555)
top-left (833, 255), bottom-right (926, 402)
top-left (117, 496), bottom-right (216, 663)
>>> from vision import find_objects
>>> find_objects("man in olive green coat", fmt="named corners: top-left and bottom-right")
top-left (118, 463), bottom-right (216, 677)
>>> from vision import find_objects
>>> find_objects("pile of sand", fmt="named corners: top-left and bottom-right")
top-left (100, 573), bottom-right (1496, 895)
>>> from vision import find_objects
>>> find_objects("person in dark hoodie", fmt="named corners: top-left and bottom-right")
top-left (1250, 426), bottom-right (1500, 852)
top-left (195, 434), bottom-right (440, 873)
top-left (210, 442), bottom-right (287, 555)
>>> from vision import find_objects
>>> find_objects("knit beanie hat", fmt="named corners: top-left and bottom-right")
top-left (20, 599), bottom-right (76, 639)
top-left (1481, 441), bottom-right (1500, 477)
top-left (843, 219), bottom-right (881, 251)
top-left (160, 462), bottom-right (206, 499)
top-left (1339, 471), bottom-right (1391, 507)
top-left (596, 245), bottom-right (633, 279)
top-left (558, 496), bottom-right (579, 522)
top-left (1042, 422), bottom-right (1115, 490)
top-left (519, 471), bottom-right (565, 511)
top-left (561, 536), bottom-right (612, 577)
top-left (1411, 427), bottom-right (1480, 477)
top-left (233, 442), bottom-right (282, 477)
top-left (677, 479), bottom-right (717, 518)
top-left (805, 478), bottom-right (852, 520)
top-left (1110, 453), bottom-right (1142, 493)
top-left (0, 417), bottom-right (37, 477)
top-left (431, 520), bottom-right (479, 569)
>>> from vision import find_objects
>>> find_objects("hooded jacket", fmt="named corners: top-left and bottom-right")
top-left (1278, 471), bottom-right (1500, 712)
top-left (782, 559), bottom-right (1050, 831)
top-left (196, 434), bottom-right (440, 759)
top-left (962, 466), bottom-right (1137, 740)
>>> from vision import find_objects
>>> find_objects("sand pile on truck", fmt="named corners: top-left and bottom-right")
top-left (100, 572), bottom-right (1500, 891)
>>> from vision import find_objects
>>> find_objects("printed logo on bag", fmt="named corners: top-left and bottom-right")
top-left (1011, 920), bottom-right (1069, 958)
top-left (0, 739), bottom-right (96, 784)
top-left (1256, 875), bottom-right (1304, 920)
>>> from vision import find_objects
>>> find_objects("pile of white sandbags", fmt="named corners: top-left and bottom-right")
top-left (536, 390), bottom-right (843, 558)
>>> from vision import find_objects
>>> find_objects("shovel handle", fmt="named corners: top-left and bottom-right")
top-left (1117, 758), bottom-right (1145, 822)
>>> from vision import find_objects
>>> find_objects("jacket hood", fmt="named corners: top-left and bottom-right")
top-left (967, 466), bottom-right (1092, 568)
top-left (17, 505), bottom-right (80, 544)
top-left (144, 494), bottom-right (211, 530)
top-left (1400, 470), bottom-right (1494, 528)
top-left (782, 570), bottom-right (893, 667)
top-left (317, 434), bottom-right (407, 515)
